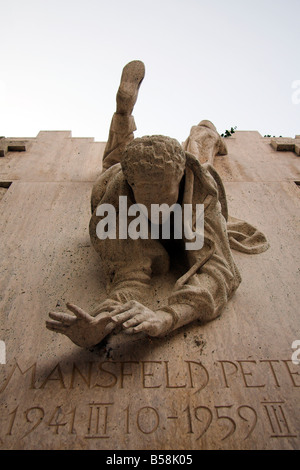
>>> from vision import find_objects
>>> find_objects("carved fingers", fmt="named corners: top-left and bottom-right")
top-left (91, 299), bottom-right (122, 317)
top-left (46, 303), bottom-right (92, 333)
top-left (48, 312), bottom-right (77, 325)
top-left (65, 303), bottom-right (92, 320)
top-left (45, 299), bottom-right (168, 346)
top-left (110, 300), bottom-right (147, 324)
top-left (46, 302), bottom-right (118, 348)
top-left (46, 313), bottom-right (76, 334)
top-left (108, 300), bottom-right (165, 336)
top-left (125, 321), bottom-right (154, 335)
top-left (46, 318), bottom-right (69, 334)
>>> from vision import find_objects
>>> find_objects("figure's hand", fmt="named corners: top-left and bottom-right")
top-left (109, 300), bottom-right (173, 337)
top-left (46, 303), bottom-right (117, 348)
top-left (90, 299), bottom-right (123, 318)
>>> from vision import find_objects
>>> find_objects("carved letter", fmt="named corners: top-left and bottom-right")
top-left (218, 360), bottom-right (238, 388)
top-left (237, 361), bottom-right (265, 388)
top-left (120, 361), bottom-right (139, 389)
top-left (259, 360), bottom-right (281, 387)
top-left (282, 360), bottom-right (300, 387)
top-left (0, 361), bottom-right (37, 393)
top-left (164, 361), bottom-right (186, 388)
top-left (39, 363), bottom-right (66, 389)
top-left (185, 360), bottom-right (209, 392)
top-left (93, 362), bottom-right (118, 388)
top-left (141, 361), bottom-right (162, 389)
top-left (70, 362), bottom-right (93, 389)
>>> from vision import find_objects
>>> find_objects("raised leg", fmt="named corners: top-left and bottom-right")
top-left (102, 60), bottom-right (145, 172)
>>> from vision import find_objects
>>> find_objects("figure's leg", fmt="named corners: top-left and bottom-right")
top-left (102, 60), bottom-right (145, 172)
top-left (182, 120), bottom-right (228, 166)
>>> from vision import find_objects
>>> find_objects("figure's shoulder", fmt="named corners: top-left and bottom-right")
top-left (185, 151), bottom-right (209, 183)
top-left (185, 152), bottom-right (219, 188)
top-left (185, 152), bottom-right (228, 219)
top-left (91, 164), bottom-right (129, 213)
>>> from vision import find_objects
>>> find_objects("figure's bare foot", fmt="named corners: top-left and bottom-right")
top-left (116, 60), bottom-right (145, 115)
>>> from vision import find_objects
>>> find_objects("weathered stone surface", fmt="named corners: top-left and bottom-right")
top-left (0, 138), bottom-right (28, 158)
top-left (0, 188), bottom-right (7, 202)
top-left (0, 182), bottom-right (11, 203)
top-left (271, 136), bottom-right (300, 156)
top-left (0, 126), bottom-right (299, 449)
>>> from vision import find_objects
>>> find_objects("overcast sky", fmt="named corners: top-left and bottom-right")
top-left (1, 0), bottom-right (299, 143)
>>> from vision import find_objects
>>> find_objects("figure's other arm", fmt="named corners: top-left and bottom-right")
top-left (110, 193), bottom-right (241, 337)
top-left (158, 194), bottom-right (242, 333)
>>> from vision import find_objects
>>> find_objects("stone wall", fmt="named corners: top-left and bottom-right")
top-left (0, 130), bottom-right (299, 449)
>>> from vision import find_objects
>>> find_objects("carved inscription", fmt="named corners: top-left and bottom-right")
top-left (1, 359), bottom-right (299, 393)
top-left (85, 403), bottom-right (113, 439)
top-left (262, 401), bottom-right (297, 438)
top-left (1, 400), bottom-right (296, 442)
top-left (0, 358), bottom-right (299, 445)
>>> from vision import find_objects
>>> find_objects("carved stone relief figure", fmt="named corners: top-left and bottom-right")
top-left (46, 61), bottom-right (269, 348)
top-left (182, 120), bottom-right (228, 165)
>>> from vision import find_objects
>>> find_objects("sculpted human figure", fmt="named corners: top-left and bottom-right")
top-left (46, 60), bottom-right (269, 348)
top-left (182, 120), bottom-right (228, 165)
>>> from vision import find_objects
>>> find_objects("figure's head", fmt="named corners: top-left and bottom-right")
top-left (121, 135), bottom-right (186, 212)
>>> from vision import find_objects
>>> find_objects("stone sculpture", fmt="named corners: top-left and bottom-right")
top-left (46, 60), bottom-right (269, 348)
top-left (182, 120), bottom-right (228, 165)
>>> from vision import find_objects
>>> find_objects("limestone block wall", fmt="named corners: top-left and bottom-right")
top-left (0, 130), bottom-right (299, 450)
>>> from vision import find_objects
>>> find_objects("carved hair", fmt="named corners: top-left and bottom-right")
top-left (121, 135), bottom-right (186, 185)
